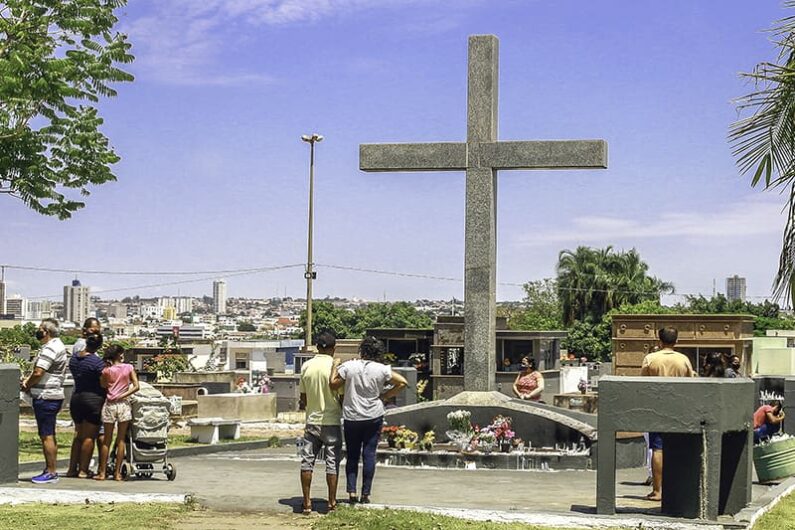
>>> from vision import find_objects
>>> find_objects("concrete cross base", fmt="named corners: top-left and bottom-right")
top-left (188, 418), bottom-right (241, 445)
top-left (0, 364), bottom-right (20, 484)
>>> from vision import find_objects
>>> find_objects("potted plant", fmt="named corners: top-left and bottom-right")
top-left (446, 409), bottom-right (474, 450)
top-left (577, 378), bottom-right (588, 395)
top-left (395, 426), bottom-right (419, 450)
top-left (420, 431), bottom-right (435, 452)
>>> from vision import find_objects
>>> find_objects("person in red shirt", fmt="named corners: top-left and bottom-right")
top-left (753, 401), bottom-right (785, 443)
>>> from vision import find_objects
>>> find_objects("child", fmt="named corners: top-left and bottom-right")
top-left (96, 345), bottom-right (139, 481)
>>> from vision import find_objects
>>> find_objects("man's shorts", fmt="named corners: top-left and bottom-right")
top-left (70, 392), bottom-right (105, 426)
top-left (32, 398), bottom-right (63, 437)
top-left (102, 399), bottom-right (132, 424)
top-left (648, 432), bottom-right (663, 451)
top-left (300, 424), bottom-right (342, 475)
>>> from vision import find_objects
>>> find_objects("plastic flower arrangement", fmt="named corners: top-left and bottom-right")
top-left (381, 424), bottom-right (400, 447)
top-left (446, 410), bottom-right (473, 433)
top-left (394, 426), bottom-right (419, 449)
top-left (491, 415), bottom-right (515, 442)
top-left (420, 430), bottom-right (435, 451)
top-left (577, 378), bottom-right (588, 394)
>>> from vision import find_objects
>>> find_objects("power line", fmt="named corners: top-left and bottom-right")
top-left (0, 264), bottom-right (280, 276)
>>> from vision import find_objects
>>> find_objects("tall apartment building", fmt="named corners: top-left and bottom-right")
top-left (726, 275), bottom-right (747, 302)
top-left (63, 279), bottom-right (90, 324)
top-left (26, 300), bottom-right (53, 320)
top-left (158, 296), bottom-right (193, 314)
top-left (5, 296), bottom-right (26, 319)
top-left (213, 280), bottom-right (227, 315)
top-left (0, 279), bottom-right (5, 314)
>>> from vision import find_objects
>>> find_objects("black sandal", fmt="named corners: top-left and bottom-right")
top-left (359, 495), bottom-right (371, 504)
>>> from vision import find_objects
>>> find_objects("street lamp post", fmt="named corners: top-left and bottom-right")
top-left (301, 133), bottom-right (323, 352)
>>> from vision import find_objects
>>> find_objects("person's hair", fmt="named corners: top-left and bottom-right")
top-left (315, 330), bottom-right (336, 353)
top-left (102, 344), bottom-right (125, 363)
top-left (522, 356), bottom-right (537, 371)
top-left (658, 326), bottom-right (678, 345)
top-left (771, 400), bottom-right (783, 414)
top-left (359, 336), bottom-right (385, 360)
top-left (703, 351), bottom-right (725, 378)
top-left (85, 333), bottom-right (103, 353)
top-left (41, 318), bottom-right (60, 338)
top-left (730, 355), bottom-right (741, 364)
top-left (82, 317), bottom-right (100, 331)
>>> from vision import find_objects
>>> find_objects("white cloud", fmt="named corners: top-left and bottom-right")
top-left (123, 0), bottom-right (439, 85)
top-left (516, 195), bottom-right (786, 246)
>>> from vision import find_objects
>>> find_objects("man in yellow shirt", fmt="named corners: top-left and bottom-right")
top-left (640, 327), bottom-right (695, 502)
top-left (298, 330), bottom-right (342, 514)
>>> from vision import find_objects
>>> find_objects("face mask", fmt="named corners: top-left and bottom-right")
top-left (35, 330), bottom-right (46, 341)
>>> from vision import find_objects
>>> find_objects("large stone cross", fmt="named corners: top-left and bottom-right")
top-left (359, 35), bottom-right (608, 392)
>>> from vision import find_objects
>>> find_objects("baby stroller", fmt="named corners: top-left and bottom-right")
top-left (109, 382), bottom-right (177, 481)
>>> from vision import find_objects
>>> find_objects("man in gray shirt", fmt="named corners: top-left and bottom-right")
top-left (21, 318), bottom-right (68, 484)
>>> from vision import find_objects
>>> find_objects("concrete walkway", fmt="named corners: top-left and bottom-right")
top-left (7, 447), bottom-right (786, 527)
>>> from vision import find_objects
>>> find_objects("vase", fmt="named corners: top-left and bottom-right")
top-left (500, 441), bottom-right (511, 453)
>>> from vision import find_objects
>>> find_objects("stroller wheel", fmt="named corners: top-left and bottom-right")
top-left (121, 462), bottom-right (132, 480)
top-left (165, 463), bottom-right (177, 481)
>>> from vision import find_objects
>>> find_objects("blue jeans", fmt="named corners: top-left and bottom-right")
top-left (754, 423), bottom-right (781, 443)
top-left (344, 417), bottom-right (383, 495)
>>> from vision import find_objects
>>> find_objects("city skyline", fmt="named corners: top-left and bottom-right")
top-left (0, 1), bottom-right (788, 303)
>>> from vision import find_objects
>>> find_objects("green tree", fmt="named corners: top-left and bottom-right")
top-left (0, 0), bottom-right (134, 219)
top-left (730, 2), bottom-right (795, 304)
top-left (0, 322), bottom-right (40, 371)
top-left (351, 302), bottom-right (433, 336)
top-left (237, 321), bottom-right (256, 332)
top-left (299, 301), bottom-right (356, 341)
top-left (562, 315), bottom-right (612, 361)
top-left (504, 278), bottom-right (564, 330)
top-left (556, 246), bottom-right (674, 326)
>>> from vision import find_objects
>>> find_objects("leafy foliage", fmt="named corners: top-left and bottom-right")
top-left (562, 316), bottom-right (612, 360)
top-left (501, 278), bottom-right (564, 331)
top-left (730, 3), bottom-right (795, 305)
top-left (556, 246), bottom-right (674, 326)
top-left (300, 300), bottom-right (433, 341)
top-left (0, 322), bottom-right (39, 372)
top-left (0, 0), bottom-right (134, 219)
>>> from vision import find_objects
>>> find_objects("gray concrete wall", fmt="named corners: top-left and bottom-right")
top-left (0, 364), bottom-right (20, 484)
top-left (596, 376), bottom-right (754, 520)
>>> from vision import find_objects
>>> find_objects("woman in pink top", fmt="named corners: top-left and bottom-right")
top-left (512, 356), bottom-right (545, 402)
top-left (96, 345), bottom-right (139, 481)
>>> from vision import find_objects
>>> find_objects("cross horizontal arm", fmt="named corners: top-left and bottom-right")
top-left (477, 140), bottom-right (607, 170)
top-left (360, 142), bottom-right (467, 172)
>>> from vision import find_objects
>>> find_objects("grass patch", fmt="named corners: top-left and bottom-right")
top-left (19, 431), bottom-right (267, 463)
top-left (754, 491), bottom-right (795, 530)
top-left (0, 503), bottom-right (189, 530)
top-left (312, 507), bottom-right (580, 530)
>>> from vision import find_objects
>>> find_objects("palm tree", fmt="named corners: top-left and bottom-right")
top-left (730, 3), bottom-right (795, 305)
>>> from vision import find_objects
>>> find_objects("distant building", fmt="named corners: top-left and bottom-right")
top-left (107, 303), bottom-right (128, 319)
top-left (726, 275), bottom-right (747, 302)
top-left (162, 306), bottom-right (177, 321)
top-left (155, 322), bottom-right (212, 341)
top-left (26, 300), bottom-right (53, 320)
top-left (5, 296), bottom-right (26, 320)
top-left (0, 279), bottom-right (5, 314)
top-left (158, 296), bottom-right (193, 314)
top-left (63, 279), bottom-right (90, 324)
top-left (213, 280), bottom-right (227, 314)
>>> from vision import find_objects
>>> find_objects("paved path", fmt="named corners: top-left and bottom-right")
top-left (9, 447), bottom-right (778, 519)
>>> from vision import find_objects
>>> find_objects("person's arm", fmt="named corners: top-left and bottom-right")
top-left (512, 373), bottom-right (523, 398)
top-left (329, 358), bottom-right (345, 391)
top-left (21, 366), bottom-right (46, 392)
top-left (117, 369), bottom-right (140, 400)
top-left (380, 371), bottom-right (408, 402)
top-left (100, 367), bottom-right (111, 389)
top-left (527, 372), bottom-right (545, 399)
top-left (767, 410), bottom-right (786, 425)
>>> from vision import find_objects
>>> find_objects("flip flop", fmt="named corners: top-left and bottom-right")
top-left (302, 503), bottom-right (312, 515)
top-left (646, 492), bottom-right (662, 501)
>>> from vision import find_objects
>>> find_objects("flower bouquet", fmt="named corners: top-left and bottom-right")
top-left (381, 424), bottom-right (400, 448)
top-left (395, 426), bottom-right (419, 450)
top-left (491, 415), bottom-right (515, 452)
top-left (476, 429), bottom-right (497, 453)
top-left (420, 431), bottom-right (435, 451)
top-left (577, 378), bottom-right (588, 394)
top-left (446, 409), bottom-right (474, 450)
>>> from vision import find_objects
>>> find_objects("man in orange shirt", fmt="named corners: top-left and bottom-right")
top-left (640, 327), bottom-right (695, 502)
top-left (753, 401), bottom-right (785, 443)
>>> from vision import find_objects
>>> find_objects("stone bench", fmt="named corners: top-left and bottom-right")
top-left (188, 418), bottom-right (241, 445)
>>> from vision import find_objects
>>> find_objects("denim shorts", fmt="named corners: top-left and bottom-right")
top-left (32, 398), bottom-right (63, 437)
top-left (648, 432), bottom-right (663, 450)
top-left (300, 424), bottom-right (342, 475)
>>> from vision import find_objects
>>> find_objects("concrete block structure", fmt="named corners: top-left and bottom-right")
top-left (597, 376), bottom-right (754, 520)
top-left (0, 364), bottom-right (20, 484)
top-left (197, 393), bottom-right (277, 421)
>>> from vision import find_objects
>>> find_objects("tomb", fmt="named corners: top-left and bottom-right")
top-left (0, 364), bottom-right (19, 484)
top-left (596, 376), bottom-right (754, 520)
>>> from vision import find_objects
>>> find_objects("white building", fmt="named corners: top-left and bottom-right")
top-left (139, 304), bottom-right (164, 319)
top-left (0, 279), bottom-right (5, 314)
top-left (726, 275), bottom-right (747, 302)
top-left (156, 322), bottom-right (213, 341)
top-left (213, 280), bottom-right (227, 314)
top-left (5, 296), bottom-right (26, 320)
top-left (26, 300), bottom-right (53, 320)
top-left (158, 296), bottom-right (193, 314)
top-left (63, 279), bottom-right (90, 324)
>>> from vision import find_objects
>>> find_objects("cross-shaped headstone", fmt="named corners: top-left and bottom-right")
top-left (360, 35), bottom-right (608, 392)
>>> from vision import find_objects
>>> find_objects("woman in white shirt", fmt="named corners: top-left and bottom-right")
top-left (330, 336), bottom-right (408, 504)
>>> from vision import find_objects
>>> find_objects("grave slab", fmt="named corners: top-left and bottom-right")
top-left (597, 376), bottom-right (754, 520)
top-left (0, 364), bottom-right (20, 484)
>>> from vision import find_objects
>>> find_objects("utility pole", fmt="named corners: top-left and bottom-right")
top-left (301, 133), bottom-right (323, 351)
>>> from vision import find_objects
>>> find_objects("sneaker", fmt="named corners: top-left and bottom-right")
top-left (31, 471), bottom-right (59, 484)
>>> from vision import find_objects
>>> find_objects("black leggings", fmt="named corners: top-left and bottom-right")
top-left (344, 417), bottom-right (383, 496)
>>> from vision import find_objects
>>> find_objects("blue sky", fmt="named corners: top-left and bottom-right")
top-left (0, 0), bottom-right (789, 303)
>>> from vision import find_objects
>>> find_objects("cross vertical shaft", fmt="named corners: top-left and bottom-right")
top-left (464, 35), bottom-right (499, 391)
